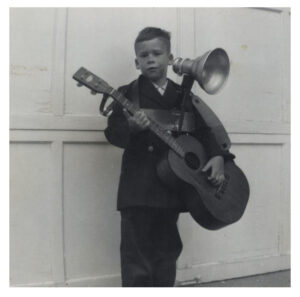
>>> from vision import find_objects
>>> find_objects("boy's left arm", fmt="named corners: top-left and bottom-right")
top-left (193, 110), bottom-right (235, 186)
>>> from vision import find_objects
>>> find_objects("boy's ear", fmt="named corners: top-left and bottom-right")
top-left (135, 58), bottom-right (140, 70)
top-left (168, 54), bottom-right (174, 65)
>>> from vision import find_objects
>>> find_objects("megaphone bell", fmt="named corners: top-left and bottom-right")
top-left (172, 48), bottom-right (230, 95)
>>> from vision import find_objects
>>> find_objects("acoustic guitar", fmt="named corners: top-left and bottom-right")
top-left (73, 67), bottom-right (250, 230)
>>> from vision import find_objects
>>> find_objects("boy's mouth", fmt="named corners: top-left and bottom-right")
top-left (148, 67), bottom-right (158, 71)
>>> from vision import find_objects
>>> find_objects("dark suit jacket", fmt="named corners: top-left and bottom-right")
top-left (104, 75), bottom-right (234, 211)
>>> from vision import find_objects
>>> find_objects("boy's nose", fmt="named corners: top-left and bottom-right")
top-left (147, 54), bottom-right (155, 63)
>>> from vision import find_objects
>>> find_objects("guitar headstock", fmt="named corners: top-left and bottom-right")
top-left (73, 67), bottom-right (113, 95)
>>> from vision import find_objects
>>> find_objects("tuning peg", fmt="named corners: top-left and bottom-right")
top-left (77, 82), bottom-right (83, 87)
top-left (91, 90), bottom-right (97, 95)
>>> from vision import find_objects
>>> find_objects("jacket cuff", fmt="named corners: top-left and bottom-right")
top-left (209, 151), bottom-right (236, 162)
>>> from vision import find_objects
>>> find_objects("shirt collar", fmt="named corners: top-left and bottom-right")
top-left (152, 80), bottom-right (168, 95)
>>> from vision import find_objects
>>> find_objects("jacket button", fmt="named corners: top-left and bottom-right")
top-left (148, 145), bottom-right (154, 152)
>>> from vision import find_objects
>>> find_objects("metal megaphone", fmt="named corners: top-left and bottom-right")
top-left (172, 48), bottom-right (230, 94)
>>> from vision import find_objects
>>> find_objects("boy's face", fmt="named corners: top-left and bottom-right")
top-left (135, 37), bottom-right (173, 85)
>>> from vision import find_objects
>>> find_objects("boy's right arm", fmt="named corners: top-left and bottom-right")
top-left (104, 84), bottom-right (150, 148)
top-left (104, 104), bottom-right (150, 149)
top-left (104, 101), bottom-right (131, 149)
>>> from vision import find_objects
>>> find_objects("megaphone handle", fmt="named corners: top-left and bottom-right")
top-left (181, 75), bottom-right (195, 91)
top-left (178, 75), bottom-right (195, 133)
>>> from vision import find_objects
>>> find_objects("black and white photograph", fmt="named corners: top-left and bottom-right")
top-left (8, 4), bottom-right (292, 290)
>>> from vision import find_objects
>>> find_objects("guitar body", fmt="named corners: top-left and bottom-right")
top-left (157, 135), bottom-right (250, 230)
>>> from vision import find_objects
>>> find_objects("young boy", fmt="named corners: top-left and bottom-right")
top-left (104, 27), bottom-right (234, 287)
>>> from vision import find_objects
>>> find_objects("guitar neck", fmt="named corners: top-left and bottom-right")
top-left (109, 88), bottom-right (185, 158)
top-left (109, 88), bottom-right (137, 115)
top-left (72, 67), bottom-right (184, 158)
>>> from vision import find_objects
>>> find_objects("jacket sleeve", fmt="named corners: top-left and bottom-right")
top-left (193, 107), bottom-right (235, 161)
top-left (104, 85), bottom-right (141, 149)
top-left (104, 100), bottom-right (131, 149)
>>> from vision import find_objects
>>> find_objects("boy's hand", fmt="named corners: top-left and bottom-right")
top-left (202, 155), bottom-right (225, 187)
top-left (123, 109), bottom-right (151, 131)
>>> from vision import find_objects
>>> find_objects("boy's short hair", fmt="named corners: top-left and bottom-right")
top-left (134, 27), bottom-right (171, 53)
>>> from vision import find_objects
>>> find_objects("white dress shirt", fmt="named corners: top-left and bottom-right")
top-left (152, 80), bottom-right (168, 96)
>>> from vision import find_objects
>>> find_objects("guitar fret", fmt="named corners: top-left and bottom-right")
top-left (112, 89), bottom-right (137, 114)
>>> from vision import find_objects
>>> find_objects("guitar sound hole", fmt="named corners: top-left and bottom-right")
top-left (184, 152), bottom-right (200, 170)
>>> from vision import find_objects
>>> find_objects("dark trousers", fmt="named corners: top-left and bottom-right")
top-left (120, 207), bottom-right (183, 287)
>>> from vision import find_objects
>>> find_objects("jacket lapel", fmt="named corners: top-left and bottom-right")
top-left (138, 75), bottom-right (167, 109)
top-left (162, 80), bottom-right (182, 109)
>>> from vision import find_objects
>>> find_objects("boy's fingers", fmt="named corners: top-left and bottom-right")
top-left (136, 111), bottom-right (150, 127)
top-left (211, 173), bottom-right (225, 186)
top-left (202, 162), bottom-right (211, 172)
top-left (206, 170), bottom-right (225, 187)
top-left (211, 167), bottom-right (217, 177)
top-left (124, 109), bottom-right (150, 129)
top-left (218, 173), bottom-right (225, 183)
top-left (123, 108), bottom-right (131, 119)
